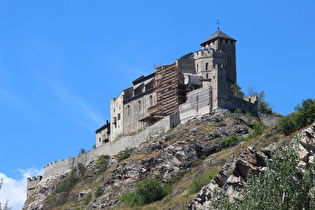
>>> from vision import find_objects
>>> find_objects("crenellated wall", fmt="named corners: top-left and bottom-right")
top-left (27, 176), bottom-right (42, 197)
top-left (41, 111), bottom-right (180, 180)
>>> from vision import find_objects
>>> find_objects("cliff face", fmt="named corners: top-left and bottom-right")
top-left (23, 112), bottom-right (312, 210)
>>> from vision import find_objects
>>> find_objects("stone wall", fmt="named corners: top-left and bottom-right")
top-left (42, 112), bottom-right (180, 179)
top-left (95, 120), bottom-right (110, 148)
top-left (123, 90), bottom-right (155, 135)
top-left (179, 86), bottom-right (212, 123)
top-left (219, 96), bottom-right (258, 117)
top-left (27, 176), bottom-right (42, 197)
top-left (110, 92), bottom-right (124, 140)
top-left (177, 53), bottom-right (195, 74)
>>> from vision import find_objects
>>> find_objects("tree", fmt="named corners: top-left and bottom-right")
top-left (79, 148), bottom-right (86, 154)
top-left (257, 91), bottom-right (273, 114)
top-left (0, 179), bottom-right (12, 210)
top-left (211, 141), bottom-right (315, 209)
top-left (247, 86), bottom-right (256, 97)
top-left (294, 98), bottom-right (315, 127)
top-left (277, 98), bottom-right (315, 135)
top-left (230, 83), bottom-right (244, 99)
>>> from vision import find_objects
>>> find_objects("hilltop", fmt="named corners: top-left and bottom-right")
top-left (22, 110), bottom-right (315, 209)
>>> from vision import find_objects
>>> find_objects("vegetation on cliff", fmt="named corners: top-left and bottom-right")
top-left (278, 98), bottom-right (315, 135)
top-left (23, 99), bottom-right (315, 210)
top-left (211, 140), bottom-right (315, 209)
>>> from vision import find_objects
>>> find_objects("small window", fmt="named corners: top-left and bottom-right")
top-left (138, 100), bottom-right (141, 111)
top-left (206, 74), bottom-right (208, 79)
top-left (205, 63), bottom-right (208, 71)
top-left (196, 64), bottom-right (199, 73)
top-left (118, 113), bottom-right (121, 120)
top-left (99, 138), bottom-right (101, 142)
top-left (149, 95), bottom-right (153, 106)
top-left (127, 105), bottom-right (130, 115)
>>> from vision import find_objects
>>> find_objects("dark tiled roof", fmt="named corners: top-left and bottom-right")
top-left (95, 122), bottom-right (110, 133)
top-left (132, 73), bottom-right (155, 86)
top-left (200, 30), bottom-right (236, 45)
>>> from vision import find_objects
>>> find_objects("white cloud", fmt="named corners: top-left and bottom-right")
top-left (0, 167), bottom-right (43, 210)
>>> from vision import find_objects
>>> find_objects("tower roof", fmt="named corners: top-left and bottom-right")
top-left (200, 30), bottom-right (236, 45)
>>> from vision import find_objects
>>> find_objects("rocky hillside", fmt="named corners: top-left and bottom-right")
top-left (23, 111), bottom-right (314, 209)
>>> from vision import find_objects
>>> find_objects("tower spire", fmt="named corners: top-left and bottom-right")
top-left (216, 20), bottom-right (220, 30)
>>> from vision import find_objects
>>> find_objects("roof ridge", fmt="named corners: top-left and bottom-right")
top-left (200, 30), bottom-right (236, 45)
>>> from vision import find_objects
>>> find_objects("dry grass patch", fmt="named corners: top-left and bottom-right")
top-left (126, 151), bottom-right (161, 161)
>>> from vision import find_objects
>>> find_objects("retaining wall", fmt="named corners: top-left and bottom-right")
top-left (42, 112), bottom-right (180, 179)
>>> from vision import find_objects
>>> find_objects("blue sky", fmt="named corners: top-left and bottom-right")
top-left (0, 0), bottom-right (314, 209)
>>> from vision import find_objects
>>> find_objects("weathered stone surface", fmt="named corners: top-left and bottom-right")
top-left (188, 122), bottom-right (315, 210)
top-left (25, 112), bottom-right (302, 210)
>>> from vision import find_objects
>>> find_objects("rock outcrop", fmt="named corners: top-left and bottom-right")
top-left (189, 121), bottom-right (315, 209)
top-left (23, 113), bottom-right (314, 210)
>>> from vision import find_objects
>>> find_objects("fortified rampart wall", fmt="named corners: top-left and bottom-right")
top-left (219, 96), bottom-right (258, 117)
top-left (27, 176), bottom-right (42, 197)
top-left (42, 112), bottom-right (180, 179)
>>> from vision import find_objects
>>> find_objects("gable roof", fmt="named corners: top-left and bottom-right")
top-left (200, 30), bottom-right (236, 45)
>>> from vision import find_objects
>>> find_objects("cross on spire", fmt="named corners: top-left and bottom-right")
top-left (216, 20), bottom-right (220, 30)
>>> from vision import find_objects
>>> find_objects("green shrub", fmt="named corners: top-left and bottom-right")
top-left (212, 132), bottom-right (220, 138)
top-left (230, 83), bottom-right (244, 99)
top-left (222, 136), bottom-right (240, 148)
top-left (97, 155), bottom-right (110, 166)
top-left (277, 98), bottom-right (315, 135)
top-left (77, 163), bottom-right (86, 174)
top-left (188, 179), bottom-right (209, 195)
top-left (253, 123), bottom-right (265, 136)
top-left (211, 141), bottom-right (315, 209)
top-left (294, 98), bottom-right (315, 127)
top-left (188, 170), bottom-right (218, 195)
top-left (95, 186), bottom-right (104, 198)
top-left (121, 179), bottom-right (172, 207)
top-left (246, 112), bottom-right (254, 117)
top-left (116, 147), bottom-right (135, 162)
top-left (233, 109), bottom-right (243, 114)
top-left (79, 148), bottom-right (86, 154)
top-left (194, 143), bottom-right (203, 159)
top-left (57, 167), bottom-right (78, 193)
top-left (84, 192), bottom-right (92, 206)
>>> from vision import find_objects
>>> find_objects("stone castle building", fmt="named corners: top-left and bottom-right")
top-left (95, 29), bottom-right (258, 147)
top-left (27, 29), bottom-right (259, 197)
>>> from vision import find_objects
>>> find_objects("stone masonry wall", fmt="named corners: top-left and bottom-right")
top-left (179, 86), bottom-right (212, 123)
top-left (27, 176), bottom-right (42, 197)
top-left (42, 112), bottom-right (180, 179)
